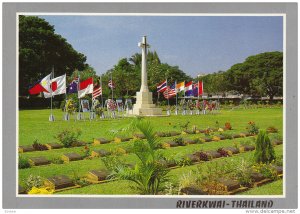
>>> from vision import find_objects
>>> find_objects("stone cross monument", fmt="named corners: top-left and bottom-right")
top-left (132, 36), bottom-right (162, 116)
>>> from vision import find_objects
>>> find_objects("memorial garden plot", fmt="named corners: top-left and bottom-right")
top-left (18, 107), bottom-right (283, 195)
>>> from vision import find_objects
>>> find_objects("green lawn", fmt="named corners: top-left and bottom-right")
top-left (18, 107), bottom-right (283, 195)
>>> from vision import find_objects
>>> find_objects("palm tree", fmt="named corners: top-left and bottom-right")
top-left (105, 119), bottom-right (170, 195)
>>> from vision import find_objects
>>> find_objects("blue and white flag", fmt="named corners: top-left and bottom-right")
top-left (67, 77), bottom-right (79, 94)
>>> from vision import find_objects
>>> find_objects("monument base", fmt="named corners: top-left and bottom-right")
top-left (131, 91), bottom-right (163, 116)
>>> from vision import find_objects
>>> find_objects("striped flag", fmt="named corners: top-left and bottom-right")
top-left (176, 81), bottom-right (185, 92)
top-left (157, 80), bottom-right (167, 92)
top-left (163, 83), bottom-right (176, 99)
top-left (108, 79), bottom-right (115, 89)
top-left (92, 79), bottom-right (102, 100)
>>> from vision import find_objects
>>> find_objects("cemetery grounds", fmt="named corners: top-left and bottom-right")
top-left (18, 106), bottom-right (283, 195)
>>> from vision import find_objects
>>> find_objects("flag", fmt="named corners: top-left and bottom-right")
top-left (108, 80), bottom-right (115, 89)
top-left (185, 81), bottom-right (194, 97)
top-left (78, 77), bottom-right (93, 98)
top-left (163, 83), bottom-right (176, 99)
top-left (198, 81), bottom-right (203, 96)
top-left (43, 74), bottom-right (66, 98)
top-left (67, 77), bottom-right (79, 94)
top-left (92, 79), bottom-right (102, 100)
top-left (193, 82), bottom-right (199, 97)
top-left (176, 81), bottom-right (185, 92)
top-left (157, 80), bottom-right (167, 92)
top-left (28, 73), bottom-right (52, 95)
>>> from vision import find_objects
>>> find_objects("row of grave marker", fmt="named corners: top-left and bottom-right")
top-left (18, 127), bottom-right (232, 153)
top-left (20, 132), bottom-right (283, 167)
top-left (19, 141), bottom-right (283, 195)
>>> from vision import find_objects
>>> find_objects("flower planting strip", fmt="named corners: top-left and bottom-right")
top-left (20, 143), bottom-right (283, 194)
top-left (18, 128), bottom-right (232, 154)
top-left (21, 132), bottom-right (260, 168)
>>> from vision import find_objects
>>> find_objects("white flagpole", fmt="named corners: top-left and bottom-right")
top-left (111, 72), bottom-right (114, 100)
top-left (64, 74), bottom-right (68, 121)
top-left (175, 80), bottom-right (178, 114)
top-left (100, 75), bottom-right (104, 108)
top-left (49, 66), bottom-right (55, 121)
top-left (77, 72), bottom-right (81, 120)
top-left (166, 79), bottom-right (170, 106)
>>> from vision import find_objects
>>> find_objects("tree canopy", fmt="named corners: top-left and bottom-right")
top-left (19, 15), bottom-right (88, 95)
top-left (196, 51), bottom-right (283, 100)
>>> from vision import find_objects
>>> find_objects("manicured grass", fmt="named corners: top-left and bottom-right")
top-left (239, 179), bottom-right (283, 195)
top-left (19, 108), bottom-right (283, 146)
top-left (18, 107), bottom-right (283, 195)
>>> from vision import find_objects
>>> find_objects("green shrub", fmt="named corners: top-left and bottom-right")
top-left (246, 121), bottom-right (259, 135)
top-left (254, 130), bottom-right (276, 164)
top-left (24, 175), bottom-right (44, 191)
top-left (19, 155), bottom-right (30, 169)
top-left (55, 128), bottom-right (82, 148)
top-left (32, 139), bottom-right (48, 151)
top-left (233, 159), bottom-right (253, 186)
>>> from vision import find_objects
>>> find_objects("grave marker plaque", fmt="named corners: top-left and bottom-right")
top-left (45, 143), bottom-right (63, 150)
top-left (28, 156), bottom-right (50, 166)
top-left (44, 175), bottom-right (75, 190)
top-left (206, 150), bottom-right (222, 159)
top-left (217, 178), bottom-right (241, 192)
top-left (61, 153), bottom-right (83, 163)
top-left (186, 154), bottom-right (200, 162)
top-left (180, 186), bottom-right (207, 195)
top-left (93, 138), bottom-right (111, 145)
top-left (250, 172), bottom-right (265, 182)
top-left (241, 145), bottom-right (255, 151)
top-left (223, 147), bottom-right (239, 154)
top-left (169, 131), bottom-right (181, 136)
top-left (184, 139), bottom-right (196, 145)
top-left (114, 136), bottom-right (132, 143)
top-left (18, 145), bottom-right (35, 153)
top-left (133, 133), bottom-right (146, 139)
top-left (91, 149), bottom-right (111, 158)
top-left (87, 170), bottom-right (109, 182)
top-left (18, 185), bottom-right (26, 194)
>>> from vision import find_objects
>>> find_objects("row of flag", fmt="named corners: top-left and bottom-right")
top-left (28, 73), bottom-right (203, 101)
top-left (157, 80), bottom-right (204, 99)
top-left (28, 73), bottom-right (116, 100)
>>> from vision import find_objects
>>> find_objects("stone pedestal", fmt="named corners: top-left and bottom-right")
top-left (132, 91), bottom-right (162, 116)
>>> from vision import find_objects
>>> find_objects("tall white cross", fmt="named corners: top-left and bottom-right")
top-left (138, 36), bottom-right (150, 92)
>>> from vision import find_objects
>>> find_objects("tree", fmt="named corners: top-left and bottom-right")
top-left (19, 16), bottom-right (88, 96)
top-left (254, 130), bottom-right (276, 164)
top-left (104, 119), bottom-right (170, 195)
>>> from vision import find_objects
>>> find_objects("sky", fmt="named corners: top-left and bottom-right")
top-left (40, 15), bottom-right (283, 77)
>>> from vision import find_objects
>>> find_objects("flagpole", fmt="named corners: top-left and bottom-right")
top-left (100, 75), bottom-right (104, 108)
top-left (166, 79), bottom-right (170, 106)
top-left (49, 66), bottom-right (54, 122)
top-left (64, 74), bottom-right (68, 121)
top-left (175, 80), bottom-right (178, 114)
top-left (111, 72), bottom-right (113, 100)
top-left (77, 72), bottom-right (81, 120)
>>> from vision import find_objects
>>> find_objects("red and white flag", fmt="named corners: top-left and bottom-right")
top-left (108, 80), bottom-right (115, 89)
top-left (198, 81), bottom-right (203, 96)
top-left (78, 77), bottom-right (93, 98)
top-left (43, 74), bottom-right (66, 98)
top-left (92, 80), bottom-right (102, 100)
top-left (28, 73), bottom-right (52, 95)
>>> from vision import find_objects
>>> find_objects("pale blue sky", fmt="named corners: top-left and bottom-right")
top-left (40, 15), bottom-right (283, 77)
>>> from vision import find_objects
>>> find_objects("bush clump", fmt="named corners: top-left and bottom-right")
top-left (55, 128), bottom-right (82, 148)
top-left (32, 140), bottom-right (48, 151)
top-left (19, 155), bottom-right (31, 169)
top-left (254, 130), bottom-right (276, 164)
